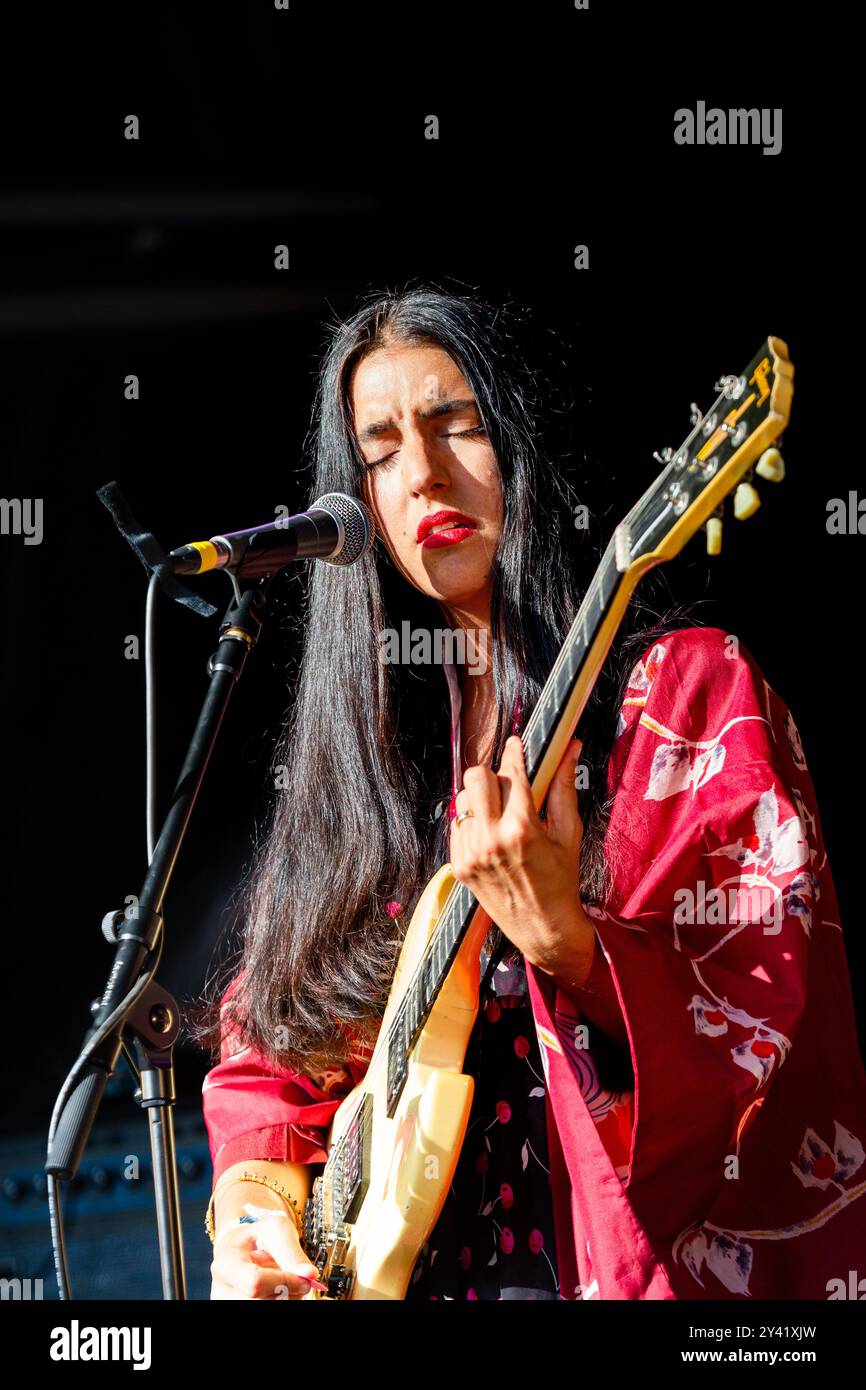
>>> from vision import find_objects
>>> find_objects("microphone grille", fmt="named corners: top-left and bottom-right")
top-left (312, 493), bottom-right (376, 566)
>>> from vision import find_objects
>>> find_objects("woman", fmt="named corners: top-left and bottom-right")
top-left (194, 284), bottom-right (866, 1300)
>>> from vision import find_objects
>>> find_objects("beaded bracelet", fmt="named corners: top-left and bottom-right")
top-left (205, 1169), bottom-right (305, 1245)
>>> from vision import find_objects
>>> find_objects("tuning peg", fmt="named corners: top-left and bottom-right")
top-left (755, 447), bottom-right (785, 483)
top-left (653, 446), bottom-right (675, 465)
top-left (705, 516), bottom-right (723, 556)
top-left (733, 482), bottom-right (761, 520)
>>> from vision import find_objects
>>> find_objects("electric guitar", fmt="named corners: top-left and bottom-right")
top-left (301, 338), bottom-right (795, 1298)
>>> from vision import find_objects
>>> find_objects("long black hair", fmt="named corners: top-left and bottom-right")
top-left (188, 280), bottom-right (701, 1074)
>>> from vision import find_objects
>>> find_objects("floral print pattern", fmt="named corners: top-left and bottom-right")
top-left (526, 626), bottom-right (866, 1299)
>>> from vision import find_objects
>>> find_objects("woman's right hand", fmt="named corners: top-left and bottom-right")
top-left (210, 1207), bottom-right (326, 1300)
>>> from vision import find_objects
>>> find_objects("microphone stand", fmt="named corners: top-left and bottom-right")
top-left (45, 571), bottom-right (272, 1299)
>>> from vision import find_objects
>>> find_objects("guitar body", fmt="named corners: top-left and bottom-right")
top-left (305, 864), bottom-right (492, 1299)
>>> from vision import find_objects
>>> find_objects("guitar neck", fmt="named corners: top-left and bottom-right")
top-left (522, 530), bottom-right (624, 795)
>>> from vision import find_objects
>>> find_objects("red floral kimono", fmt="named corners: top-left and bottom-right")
top-left (201, 626), bottom-right (866, 1299)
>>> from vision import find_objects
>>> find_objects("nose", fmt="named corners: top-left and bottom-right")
top-left (404, 433), bottom-right (451, 499)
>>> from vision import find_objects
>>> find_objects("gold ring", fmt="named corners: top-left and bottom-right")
top-left (455, 809), bottom-right (475, 828)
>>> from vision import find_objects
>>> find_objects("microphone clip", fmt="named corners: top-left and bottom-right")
top-left (96, 481), bottom-right (219, 617)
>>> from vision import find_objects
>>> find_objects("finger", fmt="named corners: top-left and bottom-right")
top-left (210, 1273), bottom-right (309, 1302)
top-left (213, 1241), bottom-right (316, 1299)
top-left (214, 1212), bottom-right (297, 1267)
top-left (496, 735), bottom-right (536, 819)
top-left (215, 1216), bottom-right (323, 1293)
top-left (544, 738), bottom-right (584, 851)
top-left (450, 787), bottom-right (477, 868)
top-left (240, 1207), bottom-right (317, 1276)
top-left (451, 788), bottom-right (472, 836)
top-left (460, 763), bottom-right (502, 825)
top-left (452, 787), bottom-right (472, 819)
top-left (249, 1247), bottom-right (282, 1267)
top-left (245, 1211), bottom-right (328, 1291)
top-left (211, 1274), bottom-right (258, 1301)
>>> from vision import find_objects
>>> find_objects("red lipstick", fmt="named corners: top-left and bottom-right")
top-left (417, 509), bottom-right (477, 549)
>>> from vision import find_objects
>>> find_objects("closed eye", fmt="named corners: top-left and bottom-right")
top-left (363, 425), bottom-right (487, 469)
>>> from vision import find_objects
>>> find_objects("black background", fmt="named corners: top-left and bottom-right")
top-left (0, 3), bottom-right (858, 1221)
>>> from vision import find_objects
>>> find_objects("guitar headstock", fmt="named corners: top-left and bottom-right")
top-left (615, 336), bottom-right (794, 572)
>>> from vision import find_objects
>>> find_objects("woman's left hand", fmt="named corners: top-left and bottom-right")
top-left (449, 734), bottom-right (597, 987)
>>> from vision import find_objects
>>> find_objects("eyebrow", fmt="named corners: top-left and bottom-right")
top-left (356, 397), bottom-right (480, 444)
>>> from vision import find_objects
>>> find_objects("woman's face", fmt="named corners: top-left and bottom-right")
top-left (349, 342), bottom-right (503, 624)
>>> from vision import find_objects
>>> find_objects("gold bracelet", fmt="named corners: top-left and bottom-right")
top-left (205, 1169), bottom-right (305, 1245)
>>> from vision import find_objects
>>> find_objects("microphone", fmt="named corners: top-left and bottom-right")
top-left (168, 493), bottom-right (376, 579)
